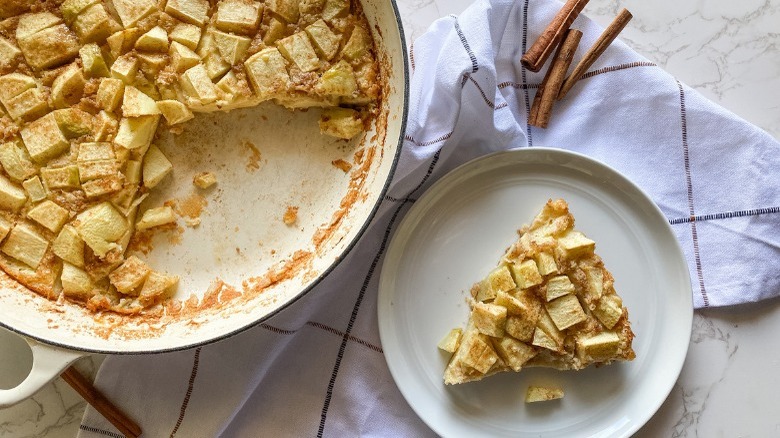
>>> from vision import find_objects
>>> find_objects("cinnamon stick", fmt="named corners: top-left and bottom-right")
top-left (61, 366), bottom-right (142, 438)
top-left (557, 8), bottom-right (633, 99)
top-left (530, 28), bottom-right (582, 128)
top-left (521, 0), bottom-right (589, 72)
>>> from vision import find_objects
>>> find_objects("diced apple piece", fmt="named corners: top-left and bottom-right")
top-left (106, 28), bottom-right (140, 58)
top-left (77, 142), bottom-right (114, 162)
top-left (93, 110), bottom-right (119, 141)
top-left (0, 37), bottom-right (21, 68)
top-left (58, 54), bottom-right (95, 85)
top-left (62, 0), bottom-right (100, 25)
top-left (142, 145), bottom-right (172, 189)
top-left (583, 266), bottom-right (604, 301)
top-left (52, 225), bottom-right (84, 267)
top-left (492, 336), bottom-right (537, 372)
top-left (82, 175), bottom-right (123, 198)
top-left (534, 250), bottom-right (558, 276)
top-left (510, 258), bottom-right (543, 289)
top-left (79, 43), bottom-right (109, 77)
top-left (557, 229), bottom-right (595, 258)
top-left (165, 0), bottom-right (210, 26)
top-left (136, 205), bottom-right (176, 230)
top-left (157, 100), bottom-right (194, 125)
top-left (20, 113), bottom-right (70, 163)
top-left (15, 13), bottom-right (61, 41)
top-left (109, 255), bottom-right (150, 294)
top-left (138, 270), bottom-right (178, 305)
top-left (471, 301), bottom-right (507, 338)
top-left (277, 31), bottom-right (319, 72)
top-left (545, 294), bottom-right (586, 331)
top-left (576, 331), bottom-right (621, 360)
top-left (121, 86), bottom-right (159, 117)
top-left (493, 290), bottom-right (527, 315)
top-left (27, 200), bottom-right (69, 233)
top-left (475, 264), bottom-right (516, 302)
top-left (0, 175), bottom-right (27, 212)
top-left (181, 64), bottom-right (217, 105)
top-left (299, 0), bottom-right (327, 14)
top-left (305, 19), bottom-right (341, 61)
top-left (1, 223), bottom-right (49, 269)
top-left (536, 308), bottom-right (564, 344)
top-left (505, 315), bottom-right (536, 343)
top-left (74, 202), bottom-right (127, 258)
top-left (593, 294), bottom-right (623, 329)
top-left (266, 0), bottom-right (299, 23)
top-left (545, 274), bottom-right (575, 301)
top-left (72, 3), bottom-right (112, 43)
top-left (170, 23), bottom-right (202, 50)
top-left (192, 171), bottom-right (216, 189)
top-left (169, 41), bottom-right (201, 73)
top-left (17, 23), bottom-right (80, 69)
top-left (341, 25), bottom-right (370, 61)
top-left (0, 217), bottom-right (11, 242)
top-left (110, 53), bottom-right (138, 83)
top-left (109, 185), bottom-right (138, 212)
top-left (214, 70), bottom-right (248, 103)
top-left (111, 0), bottom-right (156, 28)
top-left (4, 87), bottom-right (49, 121)
top-left (41, 165), bottom-right (81, 189)
top-left (0, 73), bottom-right (36, 104)
top-left (316, 60), bottom-right (357, 97)
top-left (61, 262), bottom-right (94, 298)
top-left (211, 30), bottom-right (251, 65)
top-left (78, 159), bottom-right (118, 182)
top-left (262, 17), bottom-right (286, 45)
top-left (244, 48), bottom-right (290, 100)
top-left (136, 53), bottom-right (168, 77)
top-left (437, 328), bottom-right (462, 353)
top-left (113, 115), bottom-right (159, 150)
top-left (22, 176), bottom-right (47, 203)
top-left (318, 107), bottom-right (363, 139)
top-left (97, 77), bottom-right (125, 112)
top-left (531, 327), bottom-right (559, 352)
top-left (53, 108), bottom-right (94, 138)
top-left (124, 160), bottom-right (142, 184)
top-left (322, 0), bottom-right (349, 21)
top-left (460, 332), bottom-right (499, 374)
top-left (201, 52), bottom-right (231, 80)
top-left (0, 141), bottom-right (37, 182)
top-left (525, 386), bottom-right (564, 403)
top-left (215, 0), bottom-right (261, 34)
top-left (135, 26), bottom-right (169, 52)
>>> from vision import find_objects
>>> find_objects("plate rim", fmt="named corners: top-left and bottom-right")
top-left (377, 147), bottom-right (693, 437)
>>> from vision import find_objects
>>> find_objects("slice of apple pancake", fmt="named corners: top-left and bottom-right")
top-left (441, 199), bottom-right (635, 385)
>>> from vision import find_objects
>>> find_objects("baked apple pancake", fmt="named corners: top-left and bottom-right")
top-left (0, 0), bottom-right (380, 313)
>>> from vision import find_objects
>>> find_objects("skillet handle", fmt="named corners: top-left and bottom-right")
top-left (0, 338), bottom-right (85, 408)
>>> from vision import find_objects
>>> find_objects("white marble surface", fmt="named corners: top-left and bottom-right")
top-left (1, 0), bottom-right (779, 436)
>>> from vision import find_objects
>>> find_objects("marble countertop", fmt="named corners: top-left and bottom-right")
top-left (2, 0), bottom-right (779, 436)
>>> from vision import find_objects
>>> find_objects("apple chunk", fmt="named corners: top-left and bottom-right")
top-left (142, 145), bottom-right (173, 189)
top-left (74, 202), bottom-right (128, 258)
top-left (122, 86), bottom-right (160, 116)
top-left (1, 223), bottom-right (49, 269)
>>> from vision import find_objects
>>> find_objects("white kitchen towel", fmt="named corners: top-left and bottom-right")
top-left (78, 0), bottom-right (780, 436)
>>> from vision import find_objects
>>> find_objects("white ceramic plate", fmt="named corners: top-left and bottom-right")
top-left (378, 148), bottom-right (692, 437)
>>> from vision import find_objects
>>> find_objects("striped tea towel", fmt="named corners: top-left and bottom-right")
top-left (78, 0), bottom-right (780, 436)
